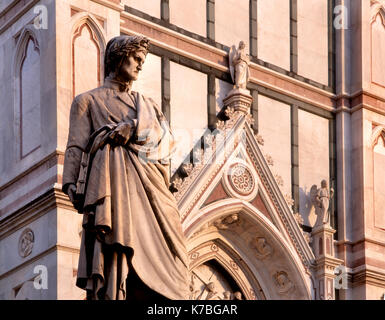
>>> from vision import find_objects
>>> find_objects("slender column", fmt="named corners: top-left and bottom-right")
top-left (208, 73), bottom-right (216, 129)
top-left (161, 0), bottom-right (169, 22)
top-left (290, 0), bottom-right (298, 73)
top-left (251, 90), bottom-right (258, 133)
top-left (161, 56), bottom-right (171, 122)
top-left (291, 105), bottom-right (299, 214)
top-left (207, 0), bottom-right (215, 40)
top-left (249, 0), bottom-right (258, 57)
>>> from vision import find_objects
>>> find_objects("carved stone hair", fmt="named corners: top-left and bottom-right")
top-left (104, 35), bottom-right (150, 78)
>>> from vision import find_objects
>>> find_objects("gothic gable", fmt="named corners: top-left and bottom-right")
top-left (171, 100), bottom-right (315, 299)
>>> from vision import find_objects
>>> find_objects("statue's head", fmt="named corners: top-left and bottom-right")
top-left (321, 179), bottom-right (327, 188)
top-left (104, 35), bottom-right (150, 82)
top-left (239, 41), bottom-right (246, 50)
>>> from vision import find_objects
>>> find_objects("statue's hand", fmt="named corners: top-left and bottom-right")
top-left (109, 122), bottom-right (133, 146)
top-left (67, 184), bottom-right (77, 204)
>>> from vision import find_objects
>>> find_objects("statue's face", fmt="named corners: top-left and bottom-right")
top-left (118, 50), bottom-right (146, 82)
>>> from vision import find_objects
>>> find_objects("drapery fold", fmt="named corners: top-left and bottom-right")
top-left (63, 82), bottom-right (189, 300)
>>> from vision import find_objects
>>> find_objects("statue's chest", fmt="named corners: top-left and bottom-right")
top-left (91, 93), bottom-right (137, 125)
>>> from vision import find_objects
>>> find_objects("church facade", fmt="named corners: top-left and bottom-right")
top-left (0, 0), bottom-right (385, 300)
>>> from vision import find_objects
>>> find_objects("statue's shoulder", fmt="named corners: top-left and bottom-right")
top-left (72, 85), bottom-right (106, 105)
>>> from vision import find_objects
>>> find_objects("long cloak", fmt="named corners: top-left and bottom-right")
top-left (62, 80), bottom-right (189, 300)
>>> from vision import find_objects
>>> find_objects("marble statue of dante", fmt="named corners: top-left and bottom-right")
top-left (62, 35), bottom-right (190, 300)
top-left (229, 40), bottom-right (250, 90)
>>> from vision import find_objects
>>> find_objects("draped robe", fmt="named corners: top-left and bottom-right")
top-left (62, 79), bottom-right (190, 300)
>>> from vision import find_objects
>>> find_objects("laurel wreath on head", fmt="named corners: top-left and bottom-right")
top-left (104, 35), bottom-right (150, 77)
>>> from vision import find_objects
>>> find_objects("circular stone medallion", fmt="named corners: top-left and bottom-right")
top-left (222, 161), bottom-right (258, 201)
top-left (228, 163), bottom-right (255, 196)
top-left (18, 228), bottom-right (34, 258)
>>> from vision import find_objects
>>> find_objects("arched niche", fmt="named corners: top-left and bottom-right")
top-left (70, 13), bottom-right (106, 97)
top-left (13, 26), bottom-right (41, 159)
top-left (189, 239), bottom-right (264, 300)
top-left (372, 125), bottom-right (385, 230)
top-left (185, 199), bottom-right (313, 300)
top-left (371, 6), bottom-right (385, 87)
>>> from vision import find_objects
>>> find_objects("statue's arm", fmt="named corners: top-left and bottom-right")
top-left (62, 95), bottom-right (92, 195)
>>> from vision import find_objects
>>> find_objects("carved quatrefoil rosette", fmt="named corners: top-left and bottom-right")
top-left (18, 228), bottom-right (34, 258)
top-left (222, 161), bottom-right (258, 201)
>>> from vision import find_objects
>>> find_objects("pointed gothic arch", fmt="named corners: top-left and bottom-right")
top-left (371, 2), bottom-right (385, 87)
top-left (185, 199), bottom-right (313, 300)
top-left (371, 1), bottom-right (385, 25)
top-left (70, 12), bottom-right (106, 97)
top-left (371, 125), bottom-right (385, 147)
top-left (371, 125), bottom-right (385, 230)
top-left (13, 25), bottom-right (42, 159)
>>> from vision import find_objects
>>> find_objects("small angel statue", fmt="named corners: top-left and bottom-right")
top-left (229, 41), bottom-right (250, 90)
top-left (310, 180), bottom-right (334, 227)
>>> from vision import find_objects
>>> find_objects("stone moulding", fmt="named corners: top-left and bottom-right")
top-left (175, 110), bottom-right (245, 217)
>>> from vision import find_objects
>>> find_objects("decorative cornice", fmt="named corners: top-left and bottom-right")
top-left (0, 150), bottom-right (64, 192)
top-left (351, 267), bottom-right (385, 288)
top-left (0, 0), bottom-right (40, 35)
top-left (0, 187), bottom-right (74, 240)
top-left (0, 243), bottom-right (79, 281)
top-left (90, 0), bottom-right (123, 12)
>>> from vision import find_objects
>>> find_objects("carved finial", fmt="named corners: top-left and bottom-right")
top-left (171, 177), bottom-right (183, 192)
top-left (284, 194), bottom-right (294, 207)
top-left (245, 113), bottom-right (255, 125)
top-left (203, 133), bottom-right (214, 147)
top-left (255, 134), bottom-right (264, 146)
top-left (293, 212), bottom-right (304, 225)
top-left (181, 163), bottom-right (194, 176)
top-left (265, 154), bottom-right (274, 166)
top-left (193, 148), bottom-right (204, 163)
top-left (303, 232), bottom-right (312, 244)
top-left (274, 174), bottom-right (284, 187)
top-left (216, 120), bottom-right (226, 131)
top-left (225, 106), bottom-right (236, 118)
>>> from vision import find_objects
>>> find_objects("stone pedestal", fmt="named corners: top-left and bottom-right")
top-left (311, 224), bottom-right (343, 300)
top-left (223, 88), bottom-right (253, 114)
